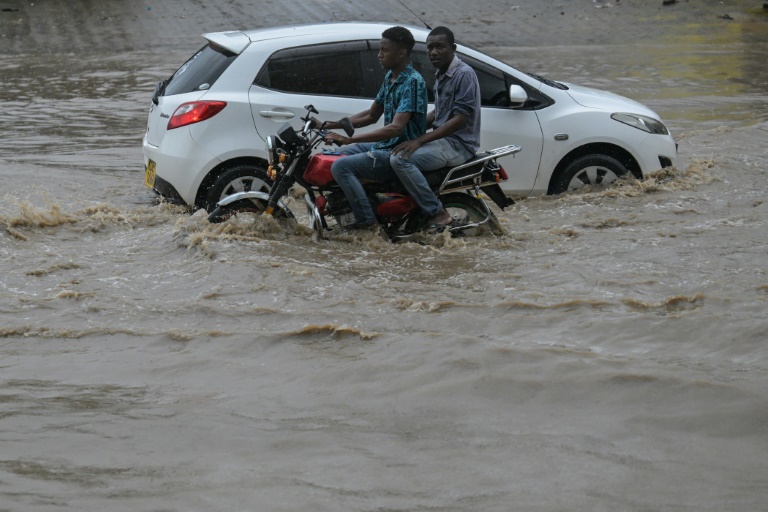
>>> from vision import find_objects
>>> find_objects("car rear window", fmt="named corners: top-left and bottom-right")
top-left (164, 43), bottom-right (237, 96)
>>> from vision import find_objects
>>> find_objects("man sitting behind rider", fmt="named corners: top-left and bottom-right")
top-left (321, 26), bottom-right (428, 230)
top-left (390, 26), bottom-right (482, 231)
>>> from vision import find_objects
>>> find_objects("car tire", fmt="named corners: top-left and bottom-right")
top-left (551, 154), bottom-right (629, 194)
top-left (203, 164), bottom-right (270, 212)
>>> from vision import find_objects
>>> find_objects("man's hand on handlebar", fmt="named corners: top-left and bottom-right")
top-left (313, 117), bottom-right (354, 135)
top-left (323, 132), bottom-right (352, 146)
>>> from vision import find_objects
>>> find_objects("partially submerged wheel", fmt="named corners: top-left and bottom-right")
top-left (305, 199), bottom-right (325, 239)
top-left (551, 154), bottom-right (630, 194)
top-left (203, 164), bottom-right (270, 212)
top-left (207, 198), bottom-right (289, 224)
top-left (442, 192), bottom-right (504, 236)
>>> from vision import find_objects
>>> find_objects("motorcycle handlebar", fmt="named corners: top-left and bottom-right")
top-left (317, 130), bottom-right (341, 146)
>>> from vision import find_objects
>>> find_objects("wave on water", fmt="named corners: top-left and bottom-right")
top-left (0, 325), bottom-right (141, 339)
top-left (621, 293), bottom-right (706, 315)
top-left (3, 200), bottom-right (77, 230)
top-left (494, 298), bottom-right (613, 311)
top-left (284, 323), bottom-right (380, 341)
top-left (492, 295), bottom-right (705, 316)
top-left (0, 324), bottom-right (234, 341)
top-left (24, 262), bottom-right (83, 276)
top-left (542, 159), bottom-right (719, 202)
top-left (1, 198), bottom-right (187, 236)
top-left (392, 298), bottom-right (457, 312)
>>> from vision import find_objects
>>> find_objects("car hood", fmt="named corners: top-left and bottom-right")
top-left (563, 83), bottom-right (660, 119)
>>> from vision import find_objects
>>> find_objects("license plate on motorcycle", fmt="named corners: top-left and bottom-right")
top-left (144, 159), bottom-right (156, 188)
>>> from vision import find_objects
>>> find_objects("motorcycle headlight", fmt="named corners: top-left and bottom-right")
top-left (266, 136), bottom-right (278, 166)
top-left (611, 113), bottom-right (669, 135)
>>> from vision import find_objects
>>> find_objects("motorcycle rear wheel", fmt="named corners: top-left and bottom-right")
top-left (207, 198), bottom-right (290, 224)
top-left (444, 192), bottom-right (504, 236)
top-left (403, 192), bottom-right (504, 237)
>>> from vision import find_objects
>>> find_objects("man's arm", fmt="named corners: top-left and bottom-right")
top-left (392, 72), bottom-right (476, 158)
top-left (321, 101), bottom-right (384, 131)
top-left (325, 111), bottom-right (412, 146)
top-left (427, 110), bottom-right (436, 128)
top-left (391, 113), bottom-right (467, 158)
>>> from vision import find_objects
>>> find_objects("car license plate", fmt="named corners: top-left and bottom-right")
top-left (144, 159), bottom-right (156, 188)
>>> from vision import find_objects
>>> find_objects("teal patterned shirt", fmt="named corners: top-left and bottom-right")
top-left (372, 64), bottom-right (428, 150)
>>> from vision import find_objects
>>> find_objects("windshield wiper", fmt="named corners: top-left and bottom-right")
top-left (151, 79), bottom-right (169, 105)
top-left (526, 72), bottom-right (568, 90)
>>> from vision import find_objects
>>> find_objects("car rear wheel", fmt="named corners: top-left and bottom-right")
top-left (551, 154), bottom-right (629, 194)
top-left (203, 164), bottom-right (270, 212)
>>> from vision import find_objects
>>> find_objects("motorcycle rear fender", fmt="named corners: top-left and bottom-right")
top-left (480, 183), bottom-right (515, 210)
top-left (215, 191), bottom-right (295, 218)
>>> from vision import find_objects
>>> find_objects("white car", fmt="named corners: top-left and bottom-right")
top-left (142, 22), bottom-right (677, 211)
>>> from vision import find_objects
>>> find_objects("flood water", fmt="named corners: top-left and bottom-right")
top-left (2, 26), bottom-right (768, 512)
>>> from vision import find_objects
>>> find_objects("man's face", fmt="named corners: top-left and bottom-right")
top-left (426, 34), bottom-right (455, 72)
top-left (378, 38), bottom-right (405, 71)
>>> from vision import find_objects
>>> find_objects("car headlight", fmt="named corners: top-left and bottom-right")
top-left (266, 136), bottom-right (278, 166)
top-left (611, 113), bottom-right (669, 135)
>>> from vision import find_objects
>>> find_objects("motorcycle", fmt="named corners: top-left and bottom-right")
top-left (207, 105), bottom-right (521, 241)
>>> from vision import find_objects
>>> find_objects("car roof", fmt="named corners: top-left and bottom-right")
top-left (204, 22), bottom-right (432, 55)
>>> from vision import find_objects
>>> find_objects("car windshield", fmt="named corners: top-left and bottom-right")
top-left (163, 43), bottom-right (237, 96)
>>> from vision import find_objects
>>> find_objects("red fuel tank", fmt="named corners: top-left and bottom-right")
top-left (303, 154), bottom-right (342, 187)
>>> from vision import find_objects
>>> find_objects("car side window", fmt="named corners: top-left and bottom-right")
top-left (459, 53), bottom-right (554, 110)
top-left (456, 54), bottom-right (512, 108)
top-left (409, 43), bottom-right (436, 103)
top-left (255, 41), bottom-right (374, 98)
top-left (399, 45), bottom-right (512, 108)
top-left (368, 41), bottom-right (436, 102)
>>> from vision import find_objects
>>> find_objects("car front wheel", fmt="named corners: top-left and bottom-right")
top-left (551, 154), bottom-right (629, 194)
top-left (203, 164), bottom-right (271, 212)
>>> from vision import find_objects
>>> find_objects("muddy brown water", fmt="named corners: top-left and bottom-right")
top-left (2, 6), bottom-right (768, 512)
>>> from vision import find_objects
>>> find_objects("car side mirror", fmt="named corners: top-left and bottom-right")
top-left (508, 85), bottom-right (528, 108)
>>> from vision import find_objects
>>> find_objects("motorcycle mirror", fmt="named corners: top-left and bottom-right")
top-left (304, 104), bottom-right (319, 115)
top-left (339, 117), bottom-right (355, 137)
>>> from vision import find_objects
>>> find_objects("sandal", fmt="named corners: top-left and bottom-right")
top-left (424, 209), bottom-right (452, 234)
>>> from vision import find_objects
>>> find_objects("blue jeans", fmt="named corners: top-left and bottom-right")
top-left (389, 138), bottom-right (473, 217)
top-left (331, 143), bottom-right (397, 225)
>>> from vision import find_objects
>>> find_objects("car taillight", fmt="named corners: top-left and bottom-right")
top-left (167, 101), bottom-right (227, 130)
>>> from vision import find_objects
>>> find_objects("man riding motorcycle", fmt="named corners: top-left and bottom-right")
top-left (390, 25), bottom-right (482, 233)
top-left (320, 26), bottom-right (428, 231)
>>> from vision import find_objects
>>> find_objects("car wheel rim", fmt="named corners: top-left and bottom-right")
top-left (568, 165), bottom-right (619, 191)
top-left (221, 176), bottom-right (269, 199)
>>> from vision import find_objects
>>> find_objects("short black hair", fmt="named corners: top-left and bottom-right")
top-left (382, 26), bottom-right (416, 54)
top-left (428, 26), bottom-right (455, 45)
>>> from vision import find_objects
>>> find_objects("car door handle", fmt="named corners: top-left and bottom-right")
top-left (259, 110), bottom-right (295, 119)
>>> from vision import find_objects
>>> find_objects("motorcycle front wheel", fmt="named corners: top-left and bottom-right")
top-left (207, 198), bottom-right (291, 224)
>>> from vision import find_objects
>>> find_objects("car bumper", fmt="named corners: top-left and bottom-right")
top-left (142, 130), bottom-right (219, 207)
top-left (635, 133), bottom-right (678, 176)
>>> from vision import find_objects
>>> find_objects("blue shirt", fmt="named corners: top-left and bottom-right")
top-left (433, 56), bottom-right (482, 155)
top-left (373, 64), bottom-right (428, 150)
